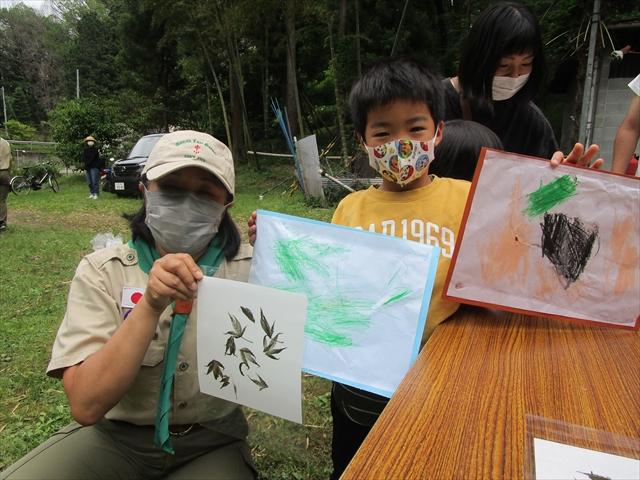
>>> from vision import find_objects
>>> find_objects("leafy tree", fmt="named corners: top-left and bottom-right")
top-left (0, 4), bottom-right (64, 123)
top-left (9, 87), bottom-right (33, 125)
top-left (58, 0), bottom-right (122, 99)
top-left (3, 120), bottom-right (37, 140)
top-left (49, 96), bottom-right (125, 168)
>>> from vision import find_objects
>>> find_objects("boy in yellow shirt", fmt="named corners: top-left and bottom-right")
top-left (248, 57), bottom-right (602, 480)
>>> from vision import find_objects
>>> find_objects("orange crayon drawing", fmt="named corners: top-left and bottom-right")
top-left (478, 181), bottom-right (536, 286)
top-left (604, 212), bottom-right (639, 296)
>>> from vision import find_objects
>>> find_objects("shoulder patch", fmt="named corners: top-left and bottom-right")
top-left (85, 244), bottom-right (138, 269)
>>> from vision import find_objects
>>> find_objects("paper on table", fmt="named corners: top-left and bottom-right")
top-left (197, 277), bottom-right (308, 424)
top-left (445, 149), bottom-right (640, 329)
top-left (248, 210), bottom-right (440, 397)
top-left (533, 438), bottom-right (640, 480)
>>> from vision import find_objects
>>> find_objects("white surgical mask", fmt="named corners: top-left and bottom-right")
top-left (144, 189), bottom-right (228, 255)
top-left (87, 141), bottom-right (95, 147)
top-left (492, 73), bottom-right (530, 101)
top-left (365, 131), bottom-right (438, 187)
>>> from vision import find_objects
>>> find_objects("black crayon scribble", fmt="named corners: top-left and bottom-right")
top-left (540, 213), bottom-right (599, 289)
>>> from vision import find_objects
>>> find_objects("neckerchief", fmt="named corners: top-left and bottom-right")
top-left (129, 236), bottom-right (226, 454)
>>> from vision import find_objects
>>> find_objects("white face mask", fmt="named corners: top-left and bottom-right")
top-left (365, 131), bottom-right (438, 187)
top-left (87, 141), bottom-right (95, 147)
top-left (144, 188), bottom-right (228, 255)
top-left (492, 73), bottom-right (530, 101)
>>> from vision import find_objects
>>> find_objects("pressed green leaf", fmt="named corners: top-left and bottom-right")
top-left (260, 308), bottom-right (271, 337)
top-left (239, 347), bottom-right (260, 367)
top-left (240, 306), bottom-right (255, 323)
top-left (249, 373), bottom-right (269, 391)
top-left (225, 336), bottom-right (236, 356)
top-left (265, 347), bottom-right (287, 360)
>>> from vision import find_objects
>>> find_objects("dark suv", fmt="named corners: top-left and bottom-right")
top-left (110, 133), bottom-right (167, 196)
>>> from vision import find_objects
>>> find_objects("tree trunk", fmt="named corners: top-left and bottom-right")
top-left (326, 0), bottom-right (349, 167)
top-left (432, 0), bottom-right (448, 55)
top-left (285, 0), bottom-right (303, 139)
top-left (199, 38), bottom-right (232, 150)
top-left (391, 0), bottom-right (411, 57)
top-left (262, 25), bottom-right (270, 144)
top-left (229, 65), bottom-right (244, 162)
top-left (355, 0), bottom-right (362, 77)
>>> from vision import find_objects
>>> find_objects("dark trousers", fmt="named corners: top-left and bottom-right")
top-left (0, 169), bottom-right (9, 227)
top-left (330, 390), bottom-right (374, 480)
top-left (1, 419), bottom-right (257, 479)
top-left (85, 167), bottom-right (99, 195)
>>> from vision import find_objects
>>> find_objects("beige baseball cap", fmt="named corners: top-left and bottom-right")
top-left (143, 130), bottom-right (234, 196)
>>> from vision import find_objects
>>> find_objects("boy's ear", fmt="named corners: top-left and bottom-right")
top-left (357, 134), bottom-right (367, 152)
top-left (433, 121), bottom-right (445, 147)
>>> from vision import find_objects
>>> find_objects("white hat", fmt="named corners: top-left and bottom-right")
top-left (143, 130), bottom-right (234, 196)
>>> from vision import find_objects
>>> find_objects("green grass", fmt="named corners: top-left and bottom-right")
top-left (0, 159), bottom-right (336, 478)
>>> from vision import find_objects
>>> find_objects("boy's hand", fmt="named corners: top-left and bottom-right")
top-left (247, 211), bottom-right (258, 246)
top-left (550, 143), bottom-right (604, 170)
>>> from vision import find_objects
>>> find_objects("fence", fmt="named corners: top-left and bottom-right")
top-left (7, 140), bottom-right (58, 169)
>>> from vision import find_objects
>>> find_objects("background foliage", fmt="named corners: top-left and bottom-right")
top-left (1, 0), bottom-right (638, 164)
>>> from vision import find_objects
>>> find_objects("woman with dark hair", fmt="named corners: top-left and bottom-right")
top-left (430, 119), bottom-right (504, 181)
top-left (3, 131), bottom-right (257, 480)
top-left (443, 2), bottom-right (559, 158)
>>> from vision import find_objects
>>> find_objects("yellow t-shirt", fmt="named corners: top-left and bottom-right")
top-left (332, 175), bottom-right (470, 346)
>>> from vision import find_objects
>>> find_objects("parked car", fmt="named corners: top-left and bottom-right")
top-left (109, 133), bottom-right (167, 197)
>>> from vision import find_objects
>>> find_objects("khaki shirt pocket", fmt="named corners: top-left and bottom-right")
top-left (107, 339), bottom-right (166, 423)
top-left (141, 340), bottom-right (166, 367)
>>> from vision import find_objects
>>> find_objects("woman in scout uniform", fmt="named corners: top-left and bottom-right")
top-left (2, 131), bottom-right (257, 480)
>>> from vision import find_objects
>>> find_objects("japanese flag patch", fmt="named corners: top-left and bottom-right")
top-left (122, 287), bottom-right (146, 309)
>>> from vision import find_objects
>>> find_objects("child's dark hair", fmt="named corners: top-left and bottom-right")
top-left (123, 175), bottom-right (241, 260)
top-left (458, 2), bottom-right (546, 114)
top-left (430, 120), bottom-right (504, 181)
top-left (349, 57), bottom-right (445, 140)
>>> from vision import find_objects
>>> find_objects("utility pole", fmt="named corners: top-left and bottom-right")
top-left (76, 69), bottom-right (80, 99)
top-left (2, 86), bottom-right (7, 138)
top-left (579, 0), bottom-right (600, 147)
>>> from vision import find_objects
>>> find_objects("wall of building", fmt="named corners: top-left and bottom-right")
top-left (591, 50), bottom-right (638, 171)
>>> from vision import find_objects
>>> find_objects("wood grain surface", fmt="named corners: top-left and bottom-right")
top-left (341, 306), bottom-right (640, 480)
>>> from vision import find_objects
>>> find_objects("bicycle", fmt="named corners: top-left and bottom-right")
top-left (10, 162), bottom-right (61, 196)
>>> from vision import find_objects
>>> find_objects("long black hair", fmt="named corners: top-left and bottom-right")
top-left (458, 2), bottom-right (547, 115)
top-left (124, 176), bottom-right (241, 260)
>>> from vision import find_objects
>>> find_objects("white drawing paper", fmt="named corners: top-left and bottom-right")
top-left (534, 438), bottom-right (640, 480)
top-left (197, 276), bottom-right (308, 424)
top-left (446, 149), bottom-right (640, 329)
top-left (248, 210), bottom-right (440, 397)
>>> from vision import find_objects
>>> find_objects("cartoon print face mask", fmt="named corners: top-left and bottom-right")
top-left (365, 131), bottom-right (438, 187)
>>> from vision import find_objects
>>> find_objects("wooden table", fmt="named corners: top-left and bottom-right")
top-left (342, 306), bottom-right (640, 479)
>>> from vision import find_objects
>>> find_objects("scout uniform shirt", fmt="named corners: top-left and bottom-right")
top-left (47, 242), bottom-right (252, 432)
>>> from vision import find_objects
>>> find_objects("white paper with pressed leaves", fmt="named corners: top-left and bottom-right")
top-left (444, 149), bottom-right (640, 330)
top-left (248, 210), bottom-right (440, 398)
top-left (533, 438), bottom-right (640, 480)
top-left (197, 277), bottom-right (308, 424)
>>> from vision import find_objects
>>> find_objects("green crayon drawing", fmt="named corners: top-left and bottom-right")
top-left (382, 289), bottom-right (412, 306)
top-left (522, 174), bottom-right (579, 219)
top-left (272, 237), bottom-right (348, 283)
top-left (306, 295), bottom-right (373, 347)
top-left (271, 236), bottom-right (415, 348)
